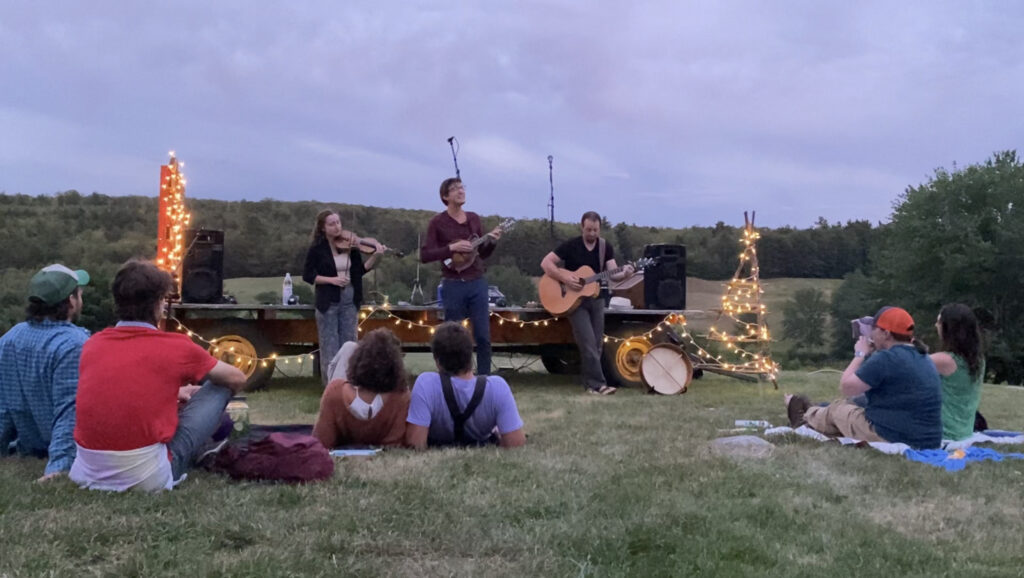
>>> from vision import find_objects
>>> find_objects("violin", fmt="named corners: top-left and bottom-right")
top-left (335, 231), bottom-right (405, 258)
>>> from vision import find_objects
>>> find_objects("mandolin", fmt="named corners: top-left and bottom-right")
top-left (443, 218), bottom-right (516, 272)
top-left (538, 257), bottom-right (655, 316)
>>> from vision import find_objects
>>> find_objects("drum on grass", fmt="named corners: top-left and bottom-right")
top-left (640, 343), bottom-right (693, 395)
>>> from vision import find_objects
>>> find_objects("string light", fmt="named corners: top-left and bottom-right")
top-left (156, 152), bottom-right (192, 294)
top-left (169, 317), bottom-right (319, 369)
top-left (169, 256), bottom-right (781, 380)
top-left (703, 214), bottom-right (780, 381)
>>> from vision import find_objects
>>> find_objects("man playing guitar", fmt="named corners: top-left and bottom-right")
top-left (540, 211), bottom-right (635, 395)
top-left (421, 177), bottom-right (503, 374)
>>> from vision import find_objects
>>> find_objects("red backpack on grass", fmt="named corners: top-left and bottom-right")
top-left (208, 427), bottom-right (334, 484)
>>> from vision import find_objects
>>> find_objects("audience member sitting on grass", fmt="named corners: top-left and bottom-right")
top-left (69, 260), bottom-right (247, 492)
top-left (313, 328), bottom-right (411, 448)
top-left (786, 306), bottom-right (942, 449)
top-left (406, 322), bottom-right (525, 449)
top-left (930, 304), bottom-right (985, 442)
top-left (0, 264), bottom-right (90, 482)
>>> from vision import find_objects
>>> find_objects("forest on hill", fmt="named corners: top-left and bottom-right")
top-left (0, 190), bottom-right (877, 333)
top-left (4, 151), bottom-right (1024, 382)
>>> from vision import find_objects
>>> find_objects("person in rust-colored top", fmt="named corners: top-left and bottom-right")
top-left (313, 328), bottom-right (410, 448)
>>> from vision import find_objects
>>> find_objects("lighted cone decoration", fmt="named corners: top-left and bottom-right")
top-left (156, 152), bottom-right (191, 295)
top-left (706, 211), bottom-right (780, 385)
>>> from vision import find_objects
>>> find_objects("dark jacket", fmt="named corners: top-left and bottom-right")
top-left (303, 240), bottom-right (367, 313)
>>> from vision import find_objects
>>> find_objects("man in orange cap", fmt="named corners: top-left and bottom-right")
top-left (786, 306), bottom-right (942, 449)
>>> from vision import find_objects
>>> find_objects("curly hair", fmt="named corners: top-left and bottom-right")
top-left (346, 328), bottom-right (407, 393)
top-left (430, 322), bottom-right (474, 374)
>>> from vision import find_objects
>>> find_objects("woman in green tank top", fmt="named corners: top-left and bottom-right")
top-left (929, 304), bottom-right (985, 441)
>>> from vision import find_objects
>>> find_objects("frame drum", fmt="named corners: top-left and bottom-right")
top-left (640, 343), bottom-right (693, 395)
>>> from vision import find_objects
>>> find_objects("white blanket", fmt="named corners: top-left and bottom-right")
top-left (762, 425), bottom-right (1024, 456)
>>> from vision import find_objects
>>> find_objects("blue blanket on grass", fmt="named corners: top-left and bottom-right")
top-left (905, 446), bottom-right (1024, 472)
top-left (763, 425), bottom-right (1024, 470)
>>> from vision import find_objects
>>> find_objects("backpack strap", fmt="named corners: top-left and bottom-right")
top-left (440, 374), bottom-right (488, 445)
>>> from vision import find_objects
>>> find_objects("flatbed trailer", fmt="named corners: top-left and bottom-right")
top-left (168, 302), bottom-right (708, 389)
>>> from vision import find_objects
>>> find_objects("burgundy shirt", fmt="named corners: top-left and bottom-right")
top-left (420, 211), bottom-right (496, 280)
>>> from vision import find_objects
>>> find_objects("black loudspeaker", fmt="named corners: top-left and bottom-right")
top-left (181, 229), bottom-right (225, 304)
top-left (643, 244), bottom-right (686, 310)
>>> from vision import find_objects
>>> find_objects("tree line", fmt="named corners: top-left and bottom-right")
top-left (6, 149), bottom-right (1022, 384)
top-left (0, 190), bottom-right (877, 334)
top-left (781, 151), bottom-right (1024, 384)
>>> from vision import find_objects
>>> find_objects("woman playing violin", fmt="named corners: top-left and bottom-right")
top-left (303, 209), bottom-right (386, 385)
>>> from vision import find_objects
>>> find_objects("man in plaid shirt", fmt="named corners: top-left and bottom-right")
top-left (0, 264), bottom-right (90, 482)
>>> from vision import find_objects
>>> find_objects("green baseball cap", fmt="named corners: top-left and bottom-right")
top-left (28, 264), bottom-right (91, 306)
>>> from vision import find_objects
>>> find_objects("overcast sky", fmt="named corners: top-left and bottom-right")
top-left (2, 2), bottom-right (1022, 228)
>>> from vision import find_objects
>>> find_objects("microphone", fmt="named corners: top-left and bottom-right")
top-left (447, 136), bottom-right (455, 144)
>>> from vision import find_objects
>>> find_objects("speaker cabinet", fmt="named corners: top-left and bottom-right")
top-left (642, 244), bottom-right (686, 310)
top-left (181, 229), bottom-right (225, 304)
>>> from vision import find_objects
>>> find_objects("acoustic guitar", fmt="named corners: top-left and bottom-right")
top-left (443, 218), bottom-right (516, 273)
top-left (538, 257), bottom-right (655, 316)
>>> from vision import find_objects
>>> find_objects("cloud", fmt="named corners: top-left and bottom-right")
top-left (2, 2), bottom-right (1024, 228)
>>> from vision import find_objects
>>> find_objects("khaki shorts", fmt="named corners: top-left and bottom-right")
top-left (803, 398), bottom-right (885, 442)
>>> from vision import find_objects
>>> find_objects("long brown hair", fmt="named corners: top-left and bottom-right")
top-left (310, 209), bottom-right (338, 246)
top-left (938, 303), bottom-right (984, 379)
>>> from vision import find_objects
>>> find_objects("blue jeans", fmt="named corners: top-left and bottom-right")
top-left (169, 380), bottom-right (233, 480)
top-left (315, 286), bottom-right (358, 384)
top-left (441, 277), bottom-right (492, 374)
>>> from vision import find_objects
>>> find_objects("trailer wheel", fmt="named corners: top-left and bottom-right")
top-left (602, 336), bottom-right (654, 387)
top-left (204, 320), bottom-right (275, 391)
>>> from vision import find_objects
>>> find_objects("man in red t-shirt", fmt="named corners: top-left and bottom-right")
top-left (70, 260), bottom-right (247, 491)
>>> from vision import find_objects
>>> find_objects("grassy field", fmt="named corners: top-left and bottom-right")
top-left (224, 277), bottom-right (296, 305)
top-left (3, 368), bottom-right (1024, 577)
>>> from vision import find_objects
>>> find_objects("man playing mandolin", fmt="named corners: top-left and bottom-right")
top-left (540, 211), bottom-right (634, 395)
top-left (421, 177), bottom-right (504, 375)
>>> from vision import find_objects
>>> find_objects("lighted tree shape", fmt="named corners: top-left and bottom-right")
top-left (706, 211), bottom-right (780, 384)
top-left (156, 152), bottom-right (191, 295)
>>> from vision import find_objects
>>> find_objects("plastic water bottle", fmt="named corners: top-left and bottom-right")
top-left (282, 273), bottom-right (293, 305)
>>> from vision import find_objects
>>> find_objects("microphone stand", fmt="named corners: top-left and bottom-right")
top-left (547, 155), bottom-right (555, 238)
top-left (410, 234), bottom-right (424, 305)
top-left (447, 136), bottom-right (460, 179)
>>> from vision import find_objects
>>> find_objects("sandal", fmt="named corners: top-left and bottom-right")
top-left (786, 394), bottom-right (811, 428)
top-left (598, 385), bottom-right (617, 396)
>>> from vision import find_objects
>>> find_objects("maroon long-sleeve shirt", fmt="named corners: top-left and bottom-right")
top-left (420, 210), bottom-right (496, 280)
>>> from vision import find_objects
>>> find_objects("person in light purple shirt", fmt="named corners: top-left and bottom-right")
top-left (406, 323), bottom-right (525, 449)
